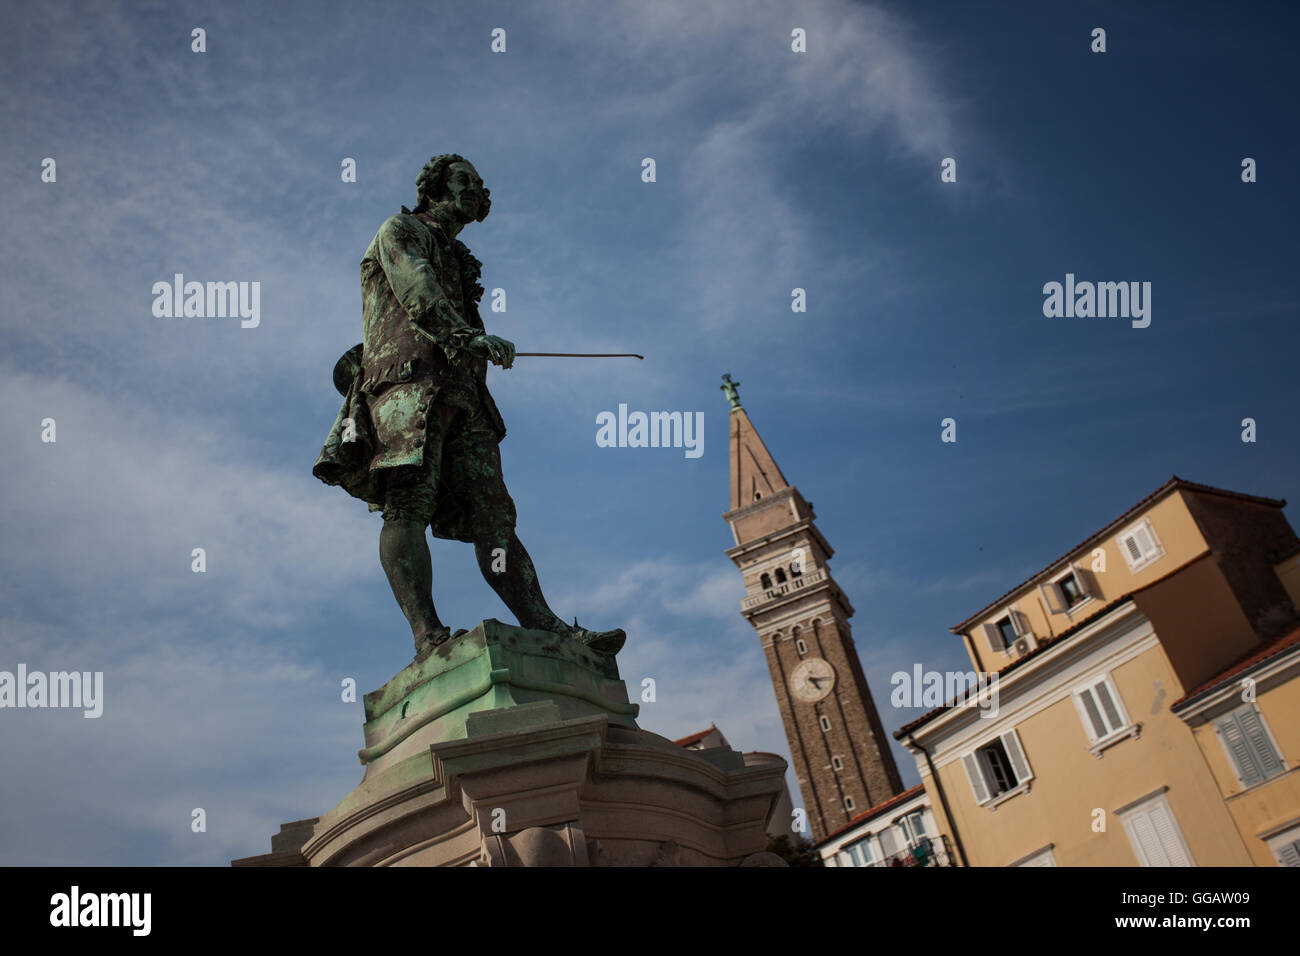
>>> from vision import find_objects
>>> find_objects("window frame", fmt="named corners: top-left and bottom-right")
top-left (982, 606), bottom-right (1034, 654)
top-left (961, 728), bottom-right (1034, 809)
top-left (1117, 517), bottom-right (1164, 573)
top-left (843, 836), bottom-right (877, 867)
top-left (895, 810), bottom-right (928, 847)
top-left (1071, 672), bottom-right (1140, 754)
top-left (1213, 703), bottom-right (1288, 790)
top-left (1058, 572), bottom-right (1084, 607)
top-left (1039, 562), bottom-right (1099, 617)
top-left (1117, 791), bottom-right (1195, 867)
top-left (1265, 826), bottom-right (1300, 868)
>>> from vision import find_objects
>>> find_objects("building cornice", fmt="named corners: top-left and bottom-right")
top-left (1171, 642), bottom-right (1300, 724)
top-left (898, 600), bottom-right (1151, 749)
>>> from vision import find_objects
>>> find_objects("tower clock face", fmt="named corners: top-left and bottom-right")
top-left (790, 658), bottom-right (835, 702)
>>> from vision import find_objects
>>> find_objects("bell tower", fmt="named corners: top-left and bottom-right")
top-left (720, 375), bottom-right (903, 841)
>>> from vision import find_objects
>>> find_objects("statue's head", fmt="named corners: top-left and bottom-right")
top-left (414, 154), bottom-right (491, 223)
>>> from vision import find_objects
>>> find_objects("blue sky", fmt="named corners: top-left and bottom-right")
top-left (1, 0), bottom-right (1297, 865)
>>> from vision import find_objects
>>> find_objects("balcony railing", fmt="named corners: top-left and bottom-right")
top-left (741, 567), bottom-right (827, 610)
top-left (878, 835), bottom-right (953, 868)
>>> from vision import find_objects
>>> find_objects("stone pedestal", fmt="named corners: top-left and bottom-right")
top-left (233, 620), bottom-right (788, 867)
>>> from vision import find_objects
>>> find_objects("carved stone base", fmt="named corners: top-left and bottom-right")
top-left (233, 622), bottom-right (787, 867)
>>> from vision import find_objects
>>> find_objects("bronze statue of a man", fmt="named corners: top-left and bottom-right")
top-left (314, 154), bottom-right (624, 660)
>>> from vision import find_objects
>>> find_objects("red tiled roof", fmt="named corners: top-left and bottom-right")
top-left (817, 784), bottom-right (926, 845)
top-left (1171, 624), bottom-right (1300, 710)
top-left (950, 477), bottom-right (1286, 634)
top-left (674, 724), bottom-right (717, 747)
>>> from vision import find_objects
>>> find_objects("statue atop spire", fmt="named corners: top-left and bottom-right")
top-left (720, 373), bottom-right (742, 410)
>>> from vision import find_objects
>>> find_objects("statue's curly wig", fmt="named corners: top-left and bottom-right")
top-left (413, 153), bottom-right (471, 213)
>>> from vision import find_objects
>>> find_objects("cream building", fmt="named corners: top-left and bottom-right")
top-left (894, 477), bottom-right (1299, 866)
top-left (1172, 619), bottom-right (1300, 867)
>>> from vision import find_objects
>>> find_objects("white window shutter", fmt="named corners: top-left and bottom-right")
top-left (877, 826), bottom-right (899, 858)
top-left (1135, 523), bottom-right (1159, 560)
top-left (1039, 581), bottom-right (1066, 614)
top-left (982, 621), bottom-right (1004, 652)
top-left (1278, 841), bottom-right (1300, 867)
top-left (1126, 809), bottom-right (1166, 866)
top-left (1121, 533), bottom-right (1143, 568)
top-left (1148, 802), bottom-right (1192, 866)
top-left (1000, 729), bottom-right (1033, 784)
top-left (962, 751), bottom-right (990, 804)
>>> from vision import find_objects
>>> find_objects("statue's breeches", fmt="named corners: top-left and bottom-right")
top-left (381, 399), bottom-right (517, 543)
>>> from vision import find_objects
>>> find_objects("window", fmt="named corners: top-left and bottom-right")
top-left (774, 567), bottom-right (787, 584)
top-left (843, 794), bottom-right (855, 811)
top-left (831, 755), bottom-right (844, 772)
top-left (1266, 827), bottom-right (1300, 867)
top-left (1119, 791), bottom-right (1193, 866)
top-left (962, 730), bottom-right (1033, 806)
top-left (1117, 518), bottom-right (1164, 573)
top-left (819, 715), bottom-right (832, 732)
top-left (795, 638), bottom-right (807, 655)
top-left (1215, 705), bottom-right (1286, 788)
top-left (760, 573), bottom-right (772, 590)
top-left (1011, 846), bottom-right (1058, 867)
top-left (996, 616), bottom-right (1018, 649)
top-left (879, 826), bottom-right (901, 859)
top-left (790, 562), bottom-right (803, 577)
top-left (1060, 574), bottom-right (1084, 606)
top-left (982, 608), bottom-right (1032, 652)
top-left (1040, 566), bottom-right (1098, 614)
top-left (1072, 674), bottom-right (1135, 751)
top-left (843, 837), bottom-right (876, 867)
top-left (898, 811), bottom-right (928, 847)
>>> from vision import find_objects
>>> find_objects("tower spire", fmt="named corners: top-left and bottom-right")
top-left (723, 376), bottom-right (791, 512)
top-left (722, 382), bottom-right (903, 842)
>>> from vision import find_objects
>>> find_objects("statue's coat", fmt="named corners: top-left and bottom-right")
top-left (314, 210), bottom-right (506, 541)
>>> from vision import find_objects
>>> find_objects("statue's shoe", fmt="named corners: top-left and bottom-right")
top-left (414, 626), bottom-right (469, 660)
top-left (563, 619), bottom-right (627, 656)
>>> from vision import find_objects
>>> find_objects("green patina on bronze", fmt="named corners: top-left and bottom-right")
top-left (314, 154), bottom-right (625, 662)
top-left (355, 618), bottom-right (639, 772)
top-left (721, 373), bottom-right (742, 410)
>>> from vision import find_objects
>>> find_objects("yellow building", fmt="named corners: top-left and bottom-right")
top-left (1171, 619), bottom-right (1300, 866)
top-left (895, 477), bottom-right (1300, 866)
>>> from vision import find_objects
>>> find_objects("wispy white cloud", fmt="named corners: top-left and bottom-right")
top-left (0, 0), bottom-right (976, 862)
